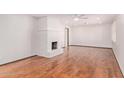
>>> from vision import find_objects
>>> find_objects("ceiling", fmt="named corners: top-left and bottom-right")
top-left (32, 14), bottom-right (117, 26)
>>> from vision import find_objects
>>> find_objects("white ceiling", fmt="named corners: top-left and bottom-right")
top-left (31, 14), bottom-right (117, 26)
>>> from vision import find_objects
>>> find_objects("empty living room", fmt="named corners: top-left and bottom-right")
top-left (1, 0), bottom-right (124, 93)
top-left (0, 14), bottom-right (124, 78)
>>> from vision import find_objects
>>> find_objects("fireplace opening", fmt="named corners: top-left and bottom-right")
top-left (52, 41), bottom-right (57, 50)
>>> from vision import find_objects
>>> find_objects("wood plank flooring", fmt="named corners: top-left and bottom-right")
top-left (0, 46), bottom-right (123, 78)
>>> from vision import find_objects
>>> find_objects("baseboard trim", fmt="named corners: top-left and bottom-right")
top-left (112, 49), bottom-right (124, 78)
top-left (0, 55), bottom-right (37, 66)
top-left (70, 45), bottom-right (112, 49)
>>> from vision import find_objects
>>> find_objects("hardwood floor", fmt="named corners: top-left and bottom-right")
top-left (0, 46), bottom-right (123, 78)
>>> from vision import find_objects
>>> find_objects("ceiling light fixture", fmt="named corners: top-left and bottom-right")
top-left (74, 17), bottom-right (79, 21)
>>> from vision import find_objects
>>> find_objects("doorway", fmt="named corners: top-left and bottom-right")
top-left (64, 27), bottom-right (70, 47)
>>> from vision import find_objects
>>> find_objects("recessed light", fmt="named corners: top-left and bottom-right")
top-left (74, 17), bottom-right (79, 21)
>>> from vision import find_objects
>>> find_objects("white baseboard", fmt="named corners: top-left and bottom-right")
top-left (0, 54), bottom-right (34, 65)
top-left (70, 45), bottom-right (112, 49)
top-left (112, 48), bottom-right (124, 77)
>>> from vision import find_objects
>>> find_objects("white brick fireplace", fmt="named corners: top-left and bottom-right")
top-left (35, 15), bottom-right (64, 58)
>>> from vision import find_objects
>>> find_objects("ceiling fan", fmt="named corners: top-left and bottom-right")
top-left (73, 14), bottom-right (88, 21)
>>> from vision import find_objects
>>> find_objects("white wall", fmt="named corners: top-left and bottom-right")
top-left (0, 15), bottom-right (37, 64)
top-left (111, 21), bottom-right (117, 42)
top-left (112, 15), bottom-right (124, 75)
top-left (35, 17), bottom-right (48, 56)
top-left (70, 24), bottom-right (112, 48)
